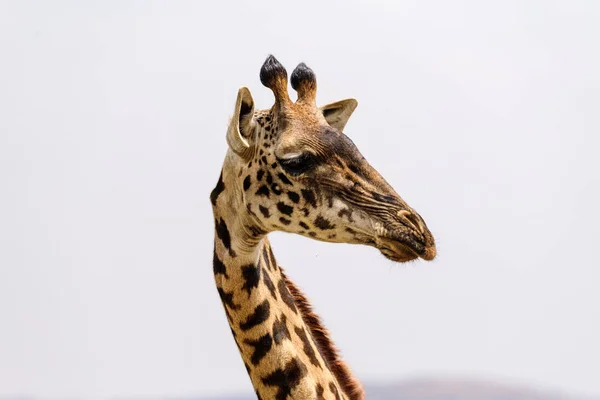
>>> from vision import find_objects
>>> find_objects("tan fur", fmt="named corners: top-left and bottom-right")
top-left (212, 55), bottom-right (436, 400)
top-left (280, 268), bottom-right (365, 400)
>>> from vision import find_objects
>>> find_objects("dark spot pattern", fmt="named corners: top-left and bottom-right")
top-left (267, 246), bottom-right (277, 271)
top-left (257, 169), bottom-right (265, 181)
top-left (329, 382), bottom-right (342, 400)
top-left (316, 384), bottom-right (325, 399)
top-left (272, 314), bottom-right (291, 344)
top-left (338, 207), bottom-right (354, 222)
top-left (241, 264), bottom-right (261, 296)
top-left (277, 202), bottom-right (294, 216)
top-left (213, 251), bottom-right (228, 279)
top-left (256, 185), bottom-right (270, 197)
top-left (215, 218), bottom-right (235, 256)
top-left (240, 300), bottom-right (270, 331)
top-left (261, 357), bottom-right (308, 400)
top-left (262, 246), bottom-right (273, 271)
top-left (262, 268), bottom-right (277, 299)
top-left (258, 205), bottom-right (270, 218)
top-left (287, 191), bottom-right (300, 203)
top-left (314, 215), bottom-right (335, 230)
top-left (295, 326), bottom-right (322, 368)
top-left (210, 171), bottom-right (225, 206)
top-left (271, 184), bottom-right (282, 195)
top-left (299, 221), bottom-right (309, 230)
top-left (301, 189), bottom-right (317, 207)
top-left (244, 333), bottom-right (272, 366)
top-left (217, 288), bottom-right (240, 311)
top-left (278, 279), bottom-right (297, 313)
top-left (279, 217), bottom-right (291, 225)
top-left (277, 173), bottom-right (292, 185)
top-left (243, 175), bottom-right (251, 191)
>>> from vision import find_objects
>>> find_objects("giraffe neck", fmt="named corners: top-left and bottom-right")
top-left (211, 164), bottom-right (364, 400)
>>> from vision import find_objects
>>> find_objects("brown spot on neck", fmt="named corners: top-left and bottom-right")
top-left (279, 268), bottom-right (365, 400)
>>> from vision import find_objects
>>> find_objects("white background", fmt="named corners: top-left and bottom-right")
top-left (1, 0), bottom-right (599, 398)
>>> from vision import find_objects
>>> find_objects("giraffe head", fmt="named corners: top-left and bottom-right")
top-left (220, 55), bottom-right (436, 262)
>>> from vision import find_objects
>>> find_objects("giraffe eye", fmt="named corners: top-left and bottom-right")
top-left (278, 153), bottom-right (315, 176)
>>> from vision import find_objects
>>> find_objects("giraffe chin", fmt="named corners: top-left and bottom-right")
top-left (377, 237), bottom-right (436, 262)
top-left (378, 244), bottom-right (419, 263)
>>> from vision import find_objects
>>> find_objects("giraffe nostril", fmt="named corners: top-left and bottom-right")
top-left (398, 210), bottom-right (423, 233)
top-left (406, 213), bottom-right (422, 231)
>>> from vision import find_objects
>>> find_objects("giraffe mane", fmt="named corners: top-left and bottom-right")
top-left (279, 267), bottom-right (365, 400)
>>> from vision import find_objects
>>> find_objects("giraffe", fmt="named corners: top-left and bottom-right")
top-left (211, 55), bottom-right (436, 400)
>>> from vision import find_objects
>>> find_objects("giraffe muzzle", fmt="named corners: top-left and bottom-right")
top-left (375, 210), bottom-right (436, 262)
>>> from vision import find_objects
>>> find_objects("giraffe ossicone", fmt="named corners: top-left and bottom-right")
top-left (211, 55), bottom-right (436, 400)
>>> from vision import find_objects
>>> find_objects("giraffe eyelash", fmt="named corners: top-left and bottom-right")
top-left (277, 153), bottom-right (316, 176)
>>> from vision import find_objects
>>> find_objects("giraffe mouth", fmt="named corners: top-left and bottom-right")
top-left (377, 234), bottom-right (436, 262)
top-left (378, 240), bottom-right (420, 262)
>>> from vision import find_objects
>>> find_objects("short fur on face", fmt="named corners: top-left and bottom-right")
top-left (227, 56), bottom-right (436, 262)
top-left (214, 55), bottom-right (437, 400)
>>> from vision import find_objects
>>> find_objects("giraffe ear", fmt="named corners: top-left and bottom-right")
top-left (319, 98), bottom-right (358, 131)
top-left (226, 87), bottom-right (255, 160)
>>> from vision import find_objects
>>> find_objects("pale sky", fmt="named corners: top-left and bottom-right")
top-left (1, 0), bottom-right (599, 398)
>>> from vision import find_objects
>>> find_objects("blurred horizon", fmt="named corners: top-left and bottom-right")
top-left (3, 377), bottom-right (596, 400)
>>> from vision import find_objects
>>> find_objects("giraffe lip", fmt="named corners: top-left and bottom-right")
top-left (377, 238), bottom-right (420, 262)
top-left (379, 245), bottom-right (419, 262)
top-left (377, 234), bottom-right (435, 262)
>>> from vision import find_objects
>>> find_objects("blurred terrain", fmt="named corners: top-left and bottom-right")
top-left (195, 378), bottom-right (593, 400)
top-left (1, 377), bottom-right (594, 399)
